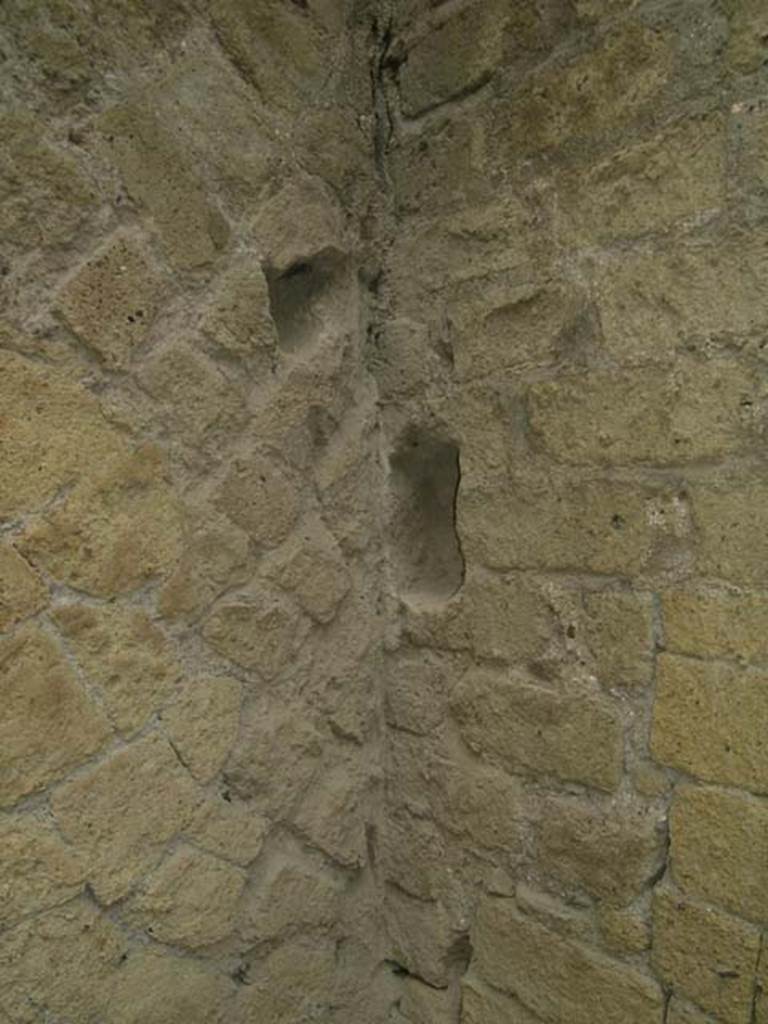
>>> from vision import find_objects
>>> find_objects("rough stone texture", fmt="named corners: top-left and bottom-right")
top-left (0, 625), bottom-right (111, 808)
top-left (652, 655), bottom-right (768, 792)
top-left (1, 0), bottom-right (765, 1019)
top-left (652, 885), bottom-right (761, 1024)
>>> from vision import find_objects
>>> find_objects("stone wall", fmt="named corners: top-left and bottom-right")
top-left (1, 0), bottom-right (767, 1022)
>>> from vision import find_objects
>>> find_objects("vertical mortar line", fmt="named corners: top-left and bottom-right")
top-left (749, 931), bottom-right (764, 1024)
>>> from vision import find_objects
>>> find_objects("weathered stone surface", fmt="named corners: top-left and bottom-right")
top-left (0, 350), bottom-right (123, 520)
top-left (583, 589), bottom-right (654, 689)
top-left (0, 817), bottom-right (85, 929)
top-left (0, 900), bottom-right (126, 1024)
top-left (97, 101), bottom-right (229, 269)
top-left (693, 482), bottom-right (768, 585)
top-left (160, 676), bottom-right (241, 783)
top-left (670, 785), bottom-right (768, 923)
top-left (556, 116), bottom-right (725, 245)
top-left (225, 700), bottom-right (322, 816)
top-left (57, 232), bottom-right (167, 367)
top-left (652, 885), bottom-right (760, 1024)
top-left (459, 475), bottom-right (687, 577)
top-left (667, 998), bottom-right (713, 1024)
top-left (0, 542), bottom-right (47, 631)
top-left (652, 654), bottom-right (768, 792)
top-left (53, 603), bottom-right (181, 736)
top-left (186, 795), bottom-right (269, 867)
top-left (233, 939), bottom-right (337, 1022)
top-left (404, 569), bottom-right (554, 663)
top-left (158, 512), bottom-right (253, 623)
top-left (242, 861), bottom-right (338, 942)
top-left (535, 796), bottom-right (665, 905)
top-left (724, 0), bottom-right (768, 73)
top-left (51, 734), bottom-right (201, 904)
top-left (19, 444), bottom-right (184, 597)
top-left (385, 650), bottom-right (448, 736)
top-left (125, 844), bottom-right (246, 948)
top-left (514, 884), bottom-right (592, 942)
top-left (595, 232), bottom-right (768, 365)
top-left (398, 1), bottom-right (506, 118)
top-left (139, 341), bottom-right (244, 441)
top-left (452, 670), bottom-right (623, 790)
top-left (202, 591), bottom-right (304, 678)
top-left (528, 360), bottom-right (760, 465)
top-left (0, 112), bottom-right (96, 253)
top-left (0, 624), bottom-right (111, 808)
top-left (385, 887), bottom-right (464, 988)
top-left (107, 949), bottom-right (235, 1024)
top-left (269, 525), bottom-right (351, 623)
top-left (462, 976), bottom-right (543, 1023)
top-left (597, 904), bottom-right (651, 955)
top-left (439, 762), bottom-right (525, 853)
top-left (199, 259), bottom-right (277, 363)
top-left (294, 762), bottom-right (369, 866)
top-left (472, 899), bottom-right (664, 1024)
top-left (216, 455), bottom-right (300, 548)
top-left (399, 978), bottom-right (454, 1024)
top-left (662, 588), bottom-right (768, 661)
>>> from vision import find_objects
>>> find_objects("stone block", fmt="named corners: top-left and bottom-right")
top-left (241, 861), bottom-right (338, 942)
top-left (0, 816), bottom-right (85, 930)
top-left (57, 232), bottom-right (167, 368)
top-left (662, 587), bottom-right (768, 661)
top-left (595, 231), bottom-right (768, 364)
top-left (124, 844), bottom-right (246, 949)
top-left (138, 341), bottom-right (244, 441)
top-left (459, 474), bottom-right (687, 577)
top-left (528, 360), bottom-right (760, 465)
top-left (439, 761), bottom-right (525, 853)
top-left (693, 481), bottom-right (768, 585)
top-left (0, 900), bottom-right (126, 1024)
top-left (451, 669), bottom-right (623, 791)
top-left (668, 998), bottom-right (717, 1024)
top-left (233, 939), bottom-right (336, 1023)
top-left (583, 589), bottom-right (654, 689)
top-left (535, 796), bottom-right (665, 905)
top-left (556, 116), bottom-right (725, 245)
top-left (51, 733), bottom-right (201, 904)
top-left (0, 350), bottom-right (124, 520)
top-left (215, 455), bottom-right (300, 548)
top-left (399, 978), bottom-right (454, 1024)
top-left (201, 591), bottom-right (304, 678)
top-left (159, 676), bottom-right (242, 783)
top-left (107, 948), bottom-right (235, 1024)
top-left (471, 899), bottom-right (664, 1024)
top-left (18, 444), bottom-right (184, 598)
top-left (185, 796), bottom-right (269, 868)
top-left (652, 884), bottom-right (760, 1024)
top-left (670, 784), bottom-right (768, 923)
top-left (53, 603), bottom-right (181, 736)
top-left (652, 654), bottom-right (768, 792)
top-left (97, 101), bottom-right (229, 269)
top-left (0, 625), bottom-right (111, 808)
top-left (461, 977), bottom-right (543, 1024)
top-left (598, 903), bottom-right (651, 954)
top-left (385, 886), bottom-right (464, 988)
top-left (0, 542), bottom-right (47, 632)
top-left (268, 525), bottom-right (351, 623)
top-left (724, 0), bottom-right (768, 73)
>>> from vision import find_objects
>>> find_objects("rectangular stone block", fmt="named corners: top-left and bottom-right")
top-left (652, 885), bottom-right (760, 1024)
top-left (662, 588), bottom-right (768, 661)
top-left (556, 116), bottom-right (725, 245)
top-left (583, 589), bottom-right (654, 689)
top-left (528, 360), bottom-right (760, 465)
top-left (693, 482), bottom-right (768, 585)
top-left (471, 899), bottom-right (664, 1024)
top-left (459, 474), bottom-right (687, 577)
top-left (461, 976), bottom-right (543, 1024)
top-left (451, 669), bottom-right (623, 791)
top-left (652, 654), bottom-right (768, 792)
top-left (535, 795), bottom-right (664, 905)
top-left (670, 785), bottom-right (768, 923)
top-left (595, 232), bottom-right (768, 365)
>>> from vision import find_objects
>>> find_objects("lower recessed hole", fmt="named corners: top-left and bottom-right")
top-left (264, 248), bottom-right (349, 353)
top-left (389, 429), bottom-right (464, 603)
